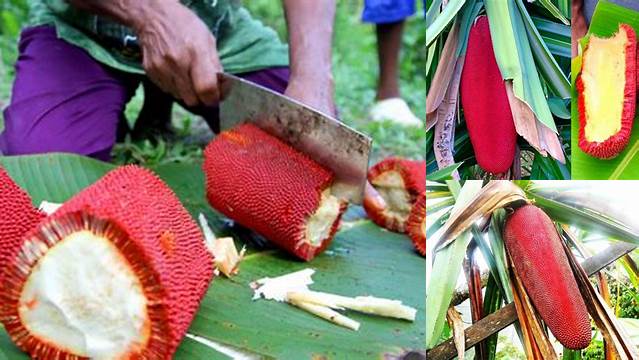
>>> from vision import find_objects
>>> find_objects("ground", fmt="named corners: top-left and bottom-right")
top-left (0, 1), bottom-right (426, 166)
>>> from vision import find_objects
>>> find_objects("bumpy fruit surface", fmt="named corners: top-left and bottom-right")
top-left (203, 123), bottom-right (346, 261)
top-left (363, 158), bottom-right (425, 233)
top-left (503, 205), bottom-right (591, 350)
top-left (0, 167), bottom-right (45, 285)
top-left (0, 165), bottom-right (214, 359)
top-left (460, 16), bottom-right (517, 174)
top-left (407, 193), bottom-right (425, 256)
top-left (577, 24), bottom-right (636, 159)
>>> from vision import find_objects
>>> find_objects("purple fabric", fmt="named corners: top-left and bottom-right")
top-left (0, 25), bottom-right (290, 161)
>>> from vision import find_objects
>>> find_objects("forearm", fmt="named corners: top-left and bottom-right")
top-left (283, 0), bottom-right (336, 85)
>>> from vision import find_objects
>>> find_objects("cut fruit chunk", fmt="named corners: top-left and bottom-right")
top-left (203, 124), bottom-right (347, 261)
top-left (577, 23), bottom-right (636, 159)
top-left (363, 158), bottom-right (425, 233)
top-left (407, 193), bottom-right (426, 256)
top-left (0, 167), bottom-right (45, 286)
top-left (0, 166), bottom-right (214, 359)
top-left (460, 16), bottom-right (517, 174)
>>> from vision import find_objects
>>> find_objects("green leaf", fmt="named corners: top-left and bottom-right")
top-left (523, 188), bottom-right (639, 245)
top-left (427, 0), bottom-right (467, 47)
top-left (484, 0), bottom-right (558, 132)
top-left (426, 180), bottom-right (483, 349)
top-left (532, 0), bottom-right (569, 25)
top-left (427, 162), bottom-right (462, 180)
top-left (0, 153), bottom-right (425, 358)
top-left (571, 0), bottom-right (639, 179)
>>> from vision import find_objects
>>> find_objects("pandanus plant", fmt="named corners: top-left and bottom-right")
top-left (426, 0), bottom-right (571, 180)
top-left (426, 180), bottom-right (639, 359)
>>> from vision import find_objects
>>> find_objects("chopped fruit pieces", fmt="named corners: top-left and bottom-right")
top-left (364, 158), bottom-right (425, 233)
top-left (0, 166), bottom-right (214, 358)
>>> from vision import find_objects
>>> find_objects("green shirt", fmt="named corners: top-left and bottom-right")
top-left (28, 0), bottom-right (290, 74)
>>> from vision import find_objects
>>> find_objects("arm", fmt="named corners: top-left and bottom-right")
top-left (66, 0), bottom-right (222, 106)
top-left (282, 2), bottom-right (383, 205)
top-left (572, 0), bottom-right (588, 58)
top-left (282, 0), bottom-right (337, 117)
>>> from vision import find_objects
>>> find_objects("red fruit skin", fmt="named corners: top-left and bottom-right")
top-left (503, 205), bottom-right (591, 350)
top-left (363, 157), bottom-right (425, 233)
top-left (407, 193), bottom-right (425, 256)
top-left (577, 24), bottom-right (636, 159)
top-left (0, 167), bottom-right (45, 285)
top-left (203, 124), bottom-right (346, 262)
top-left (460, 16), bottom-right (517, 174)
top-left (0, 166), bottom-right (214, 359)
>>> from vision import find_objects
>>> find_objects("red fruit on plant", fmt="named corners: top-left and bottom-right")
top-left (503, 205), bottom-right (591, 350)
top-left (363, 158), bottom-right (425, 233)
top-left (0, 165), bottom-right (214, 359)
top-left (203, 123), bottom-right (346, 261)
top-left (460, 16), bottom-right (517, 174)
top-left (577, 23), bottom-right (636, 159)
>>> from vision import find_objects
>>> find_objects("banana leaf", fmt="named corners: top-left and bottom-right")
top-left (0, 153), bottom-right (425, 358)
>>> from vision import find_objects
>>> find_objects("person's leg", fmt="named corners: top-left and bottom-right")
top-left (0, 26), bottom-right (139, 161)
top-left (186, 67), bottom-right (290, 133)
top-left (362, 0), bottom-right (421, 126)
top-left (131, 79), bottom-right (175, 140)
top-left (375, 21), bottom-right (404, 101)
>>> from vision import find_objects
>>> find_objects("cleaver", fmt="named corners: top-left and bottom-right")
top-left (217, 73), bottom-right (372, 205)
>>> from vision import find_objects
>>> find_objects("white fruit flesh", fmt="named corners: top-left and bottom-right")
top-left (19, 230), bottom-right (150, 358)
top-left (372, 171), bottom-right (411, 223)
top-left (582, 29), bottom-right (628, 142)
top-left (305, 189), bottom-right (342, 246)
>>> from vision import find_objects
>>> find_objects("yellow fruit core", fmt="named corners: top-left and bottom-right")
top-left (19, 230), bottom-right (150, 358)
top-left (306, 189), bottom-right (343, 246)
top-left (372, 171), bottom-right (412, 226)
top-left (582, 29), bottom-right (628, 142)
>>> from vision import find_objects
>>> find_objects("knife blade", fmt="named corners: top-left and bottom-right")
top-left (217, 73), bottom-right (372, 204)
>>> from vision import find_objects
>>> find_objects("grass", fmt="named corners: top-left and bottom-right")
top-left (0, 1), bottom-right (425, 164)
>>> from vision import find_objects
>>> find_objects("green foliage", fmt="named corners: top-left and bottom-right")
top-left (0, 0), bottom-right (27, 37)
top-left (111, 136), bottom-right (203, 166)
top-left (495, 334), bottom-right (526, 360)
top-left (582, 339), bottom-right (604, 360)
top-left (612, 281), bottom-right (639, 319)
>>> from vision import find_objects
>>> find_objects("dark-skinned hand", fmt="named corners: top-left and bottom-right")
top-left (132, 2), bottom-right (223, 107)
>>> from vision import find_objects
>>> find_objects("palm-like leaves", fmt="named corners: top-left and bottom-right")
top-left (426, 0), bottom-right (571, 180)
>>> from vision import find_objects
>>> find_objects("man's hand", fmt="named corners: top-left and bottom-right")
top-left (283, 1), bottom-right (338, 117)
top-left (67, 0), bottom-right (222, 106)
top-left (572, 0), bottom-right (588, 58)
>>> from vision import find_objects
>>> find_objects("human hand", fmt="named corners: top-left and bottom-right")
top-left (133, 2), bottom-right (223, 106)
top-left (363, 181), bottom-right (386, 211)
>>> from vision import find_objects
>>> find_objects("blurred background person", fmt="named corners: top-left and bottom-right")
top-left (363, 0), bottom-right (422, 127)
